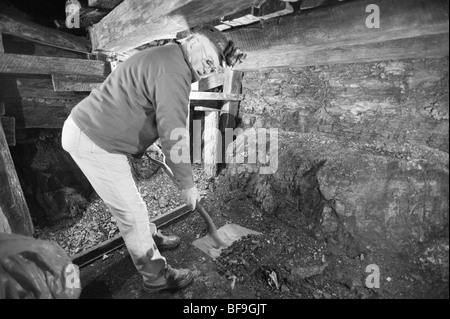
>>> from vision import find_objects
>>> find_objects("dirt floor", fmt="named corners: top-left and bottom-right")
top-left (35, 161), bottom-right (449, 300)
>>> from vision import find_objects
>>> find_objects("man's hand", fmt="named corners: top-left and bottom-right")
top-left (146, 143), bottom-right (163, 157)
top-left (181, 186), bottom-right (201, 211)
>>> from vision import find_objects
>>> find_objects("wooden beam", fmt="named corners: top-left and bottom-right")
top-left (72, 203), bottom-right (192, 266)
top-left (88, 0), bottom-right (124, 10)
top-left (189, 92), bottom-right (243, 101)
top-left (227, 0), bottom-right (449, 52)
top-left (236, 33), bottom-right (449, 70)
top-left (89, 0), bottom-right (262, 53)
top-left (52, 74), bottom-right (105, 92)
top-left (0, 53), bottom-right (110, 76)
top-left (51, 75), bottom-right (243, 103)
top-left (197, 73), bottom-right (224, 91)
top-left (226, 0), bottom-right (449, 70)
top-left (194, 106), bottom-right (221, 112)
top-left (0, 76), bottom-right (90, 101)
top-left (214, 0), bottom-right (294, 30)
top-left (0, 13), bottom-right (91, 53)
top-left (0, 120), bottom-right (34, 236)
top-left (1, 116), bottom-right (15, 146)
top-left (4, 98), bottom-right (76, 129)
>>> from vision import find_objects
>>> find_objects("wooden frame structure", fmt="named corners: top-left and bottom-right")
top-left (190, 69), bottom-right (244, 178)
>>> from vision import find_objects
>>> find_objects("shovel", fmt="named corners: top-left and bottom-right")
top-left (146, 147), bottom-right (260, 259)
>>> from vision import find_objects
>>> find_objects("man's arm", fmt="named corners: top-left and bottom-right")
top-left (154, 72), bottom-right (194, 190)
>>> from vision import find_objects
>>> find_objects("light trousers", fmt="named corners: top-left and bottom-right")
top-left (61, 115), bottom-right (166, 283)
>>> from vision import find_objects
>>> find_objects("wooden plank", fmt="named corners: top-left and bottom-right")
top-left (300, 0), bottom-right (328, 10)
top-left (1, 116), bottom-right (15, 146)
top-left (226, 0), bottom-right (449, 70)
top-left (51, 75), bottom-right (240, 103)
top-left (189, 92), bottom-right (243, 101)
top-left (0, 53), bottom-right (109, 76)
top-left (88, 0), bottom-right (124, 10)
top-left (197, 73), bottom-right (224, 91)
top-left (0, 76), bottom-right (90, 101)
top-left (52, 74), bottom-right (105, 92)
top-left (4, 98), bottom-right (76, 129)
top-left (194, 106), bottom-right (221, 112)
top-left (235, 33), bottom-right (450, 71)
top-left (203, 111), bottom-right (220, 178)
top-left (89, 0), bottom-right (262, 53)
top-left (72, 204), bottom-right (192, 267)
top-left (0, 13), bottom-right (91, 53)
top-left (0, 120), bottom-right (34, 236)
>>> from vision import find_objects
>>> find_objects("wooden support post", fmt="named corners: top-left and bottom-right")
top-left (191, 115), bottom-right (202, 164)
top-left (0, 33), bottom-right (4, 53)
top-left (0, 120), bottom-right (34, 236)
top-left (220, 69), bottom-right (243, 164)
top-left (220, 69), bottom-right (243, 129)
top-left (1, 116), bottom-right (15, 146)
top-left (203, 111), bottom-right (220, 178)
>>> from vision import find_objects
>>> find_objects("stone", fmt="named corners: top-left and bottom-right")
top-left (280, 285), bottom-right (290, 293)
top-left (225, 129), bottom-right (449, 252)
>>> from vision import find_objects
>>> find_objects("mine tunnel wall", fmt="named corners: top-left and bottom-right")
top-left (226, 57), bottom-right (449, 253)
top-left (9, 129), bottom-right (93, 226)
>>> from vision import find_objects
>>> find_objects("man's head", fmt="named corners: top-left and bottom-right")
top-left (182, 25), bottom-right (246, 81)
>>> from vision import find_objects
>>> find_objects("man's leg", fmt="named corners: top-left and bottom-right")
top-left (61, 116), bottom-right (166, 282)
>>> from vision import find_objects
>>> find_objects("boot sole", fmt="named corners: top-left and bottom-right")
top-left (156, 239), bottom-right (181, 251)
top-left (143, 271), bottom-right (194, 293)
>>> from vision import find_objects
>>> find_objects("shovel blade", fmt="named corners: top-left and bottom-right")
top-left (192, 223), bottom-right (261, 259)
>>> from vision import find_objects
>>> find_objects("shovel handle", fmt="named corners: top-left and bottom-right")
top-left (146, 152), bottom-right (226, 245)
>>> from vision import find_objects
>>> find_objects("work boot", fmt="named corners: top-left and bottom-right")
top-left (143, 265), bottom-right (194, 292)
top-left (153, 230), bottom-right (180, 250)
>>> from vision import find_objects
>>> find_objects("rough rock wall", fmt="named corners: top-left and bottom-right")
top-left (240, 58), bottom-right (449, 152)
top-left (226, 57), bottom-right (449, 253)
top-left (10, 130), bottom-right (93, 226)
